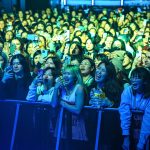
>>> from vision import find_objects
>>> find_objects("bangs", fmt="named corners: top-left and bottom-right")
top-left (62, 65), bottom-right (79, 75)
top-left (131, 67), bottom-right (148, 80)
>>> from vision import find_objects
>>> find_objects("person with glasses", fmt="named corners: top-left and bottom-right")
top-left (119, 67), bottom-right (150, 150)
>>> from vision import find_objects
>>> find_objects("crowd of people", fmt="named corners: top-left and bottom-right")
top-left (0, 5), bottom-right (150, 150)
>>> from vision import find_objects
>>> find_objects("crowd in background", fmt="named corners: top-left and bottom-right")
top-left (0, 5), bottom-right (150, 150)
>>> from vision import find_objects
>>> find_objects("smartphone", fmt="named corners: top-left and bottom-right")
top-left (34, 35), bottom-right (38, 41)
top-left (27, 34), bottom-right (38, 41)
top-left (64, 30), bottom-right (70, 42)
top-left (143, 19), bottom-right (147, 27)
top-left (123, 28), bottom-right (128, 34)
top-left (41, 50), bottom-right (48, 58)
top-left (10, 44), bottom-right (16, 55)
top-left (103, 33), bottom-right (107, 38)
top-left (6, 25), bottom-right (13, 31)
top-left (5, 65), bottom-right (13, 73)
top-left (37, 69), bottom-right (44, 79)
top-left (64, 56), bottom-right (71, 65)
top-left (16, 33), bottom-right (21, 38)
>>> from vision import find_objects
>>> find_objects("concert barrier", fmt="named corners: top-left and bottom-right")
top-left (0, 100), bottom-right (149, 150)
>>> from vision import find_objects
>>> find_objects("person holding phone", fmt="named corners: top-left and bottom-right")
top-left (26, 67), bottom-right (56, 102)
top-left (10, 38), bottom-right (27, 57)
top-left (26, 67), bottom-right (57, 149)
top-left (0, 54), bottom-right (32, 100)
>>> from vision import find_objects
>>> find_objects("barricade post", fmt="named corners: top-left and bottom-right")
top-left (56, 107), bottom-right (64, 150)
top-left (10, 103), bottom-right (20, 150)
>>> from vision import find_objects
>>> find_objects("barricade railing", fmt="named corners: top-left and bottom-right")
top-left (0, 100), bottom-right (149, 150)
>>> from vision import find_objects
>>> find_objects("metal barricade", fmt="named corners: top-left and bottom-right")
top-left (0, 100), bottom-right (149, 150)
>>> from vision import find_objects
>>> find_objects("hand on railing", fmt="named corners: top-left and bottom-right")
top-left (89, 98), bottom-right (113, 109)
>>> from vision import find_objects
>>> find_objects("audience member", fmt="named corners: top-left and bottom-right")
top-left (119, 67), bottom-right (150, 150)
top-left (0, 54), bottom-right (32, 100)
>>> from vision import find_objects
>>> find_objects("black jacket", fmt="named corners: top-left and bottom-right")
top-left (0, 76), bottom-right (32, 100)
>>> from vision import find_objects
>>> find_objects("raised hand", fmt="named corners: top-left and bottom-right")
top-left (32, 75), bottom-right (43, 86)
top-left (55, 76), bottom-right (64, 89)
top-left (2, 66), bottom-right (14, 83)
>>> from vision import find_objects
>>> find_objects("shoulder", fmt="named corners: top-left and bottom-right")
top-left (121, 86), bottom-right (133, 101)
top-left (75, 84), bottom-right (84, 93)
top-left (122, 86), bottom-right (132, 94)
top-left (48, 87), bottom-right (55, 94)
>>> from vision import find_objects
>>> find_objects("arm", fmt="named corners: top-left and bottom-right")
top-left (38, 87), bottom-right (54, 103)
top-left (119, 87), bottom-right (132, 136)
top-left (60, 85), bottom-right (84, 114)
top-left (137, 102), bottom-right (150, 150)
top-left (89, 88), bottom-right (113, 108)
top-left (26, 82), bottom-right (37, 101)
top-left (0, 81), bottom-right (7, 99)
top-left (51, 77), bottom-right (63, 107)
top-left (0, 69), bottom-right (14, 99)
top-left (119, 87), bottom-right (132, 150)
top-left (26, 77), bottom-right (42, 101)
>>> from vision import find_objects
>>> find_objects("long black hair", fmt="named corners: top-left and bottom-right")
top-left (10, 54), bottom-right (32, 85)
top-left (97, 60), bottom-right (123, 107)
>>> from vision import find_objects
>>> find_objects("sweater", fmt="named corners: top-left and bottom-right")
top-left (119, 86), bottom-right (150, 149)
top-left (26, 82), bottom-right (54, 103)
top-left (0, 77), bottom-right (32, 100)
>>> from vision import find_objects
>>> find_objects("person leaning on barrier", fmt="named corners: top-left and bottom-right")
top-left (26, 67), bottom-right (56, 103)
top-left (119, 67), bottom-right (150, 150)
top-left (26, 67), bottom-right (57, 149)
top-left (89, 60), bottom-right (123, 108)
top-left (51, 65), bottom-right (88, 144)
top-left (51, 64), bottom-right (84, 114)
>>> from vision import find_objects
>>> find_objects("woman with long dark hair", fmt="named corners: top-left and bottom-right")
top-left (89, 60), bottom-right (123, 108)
top-left (0, 54), bottom-right (32, 100)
